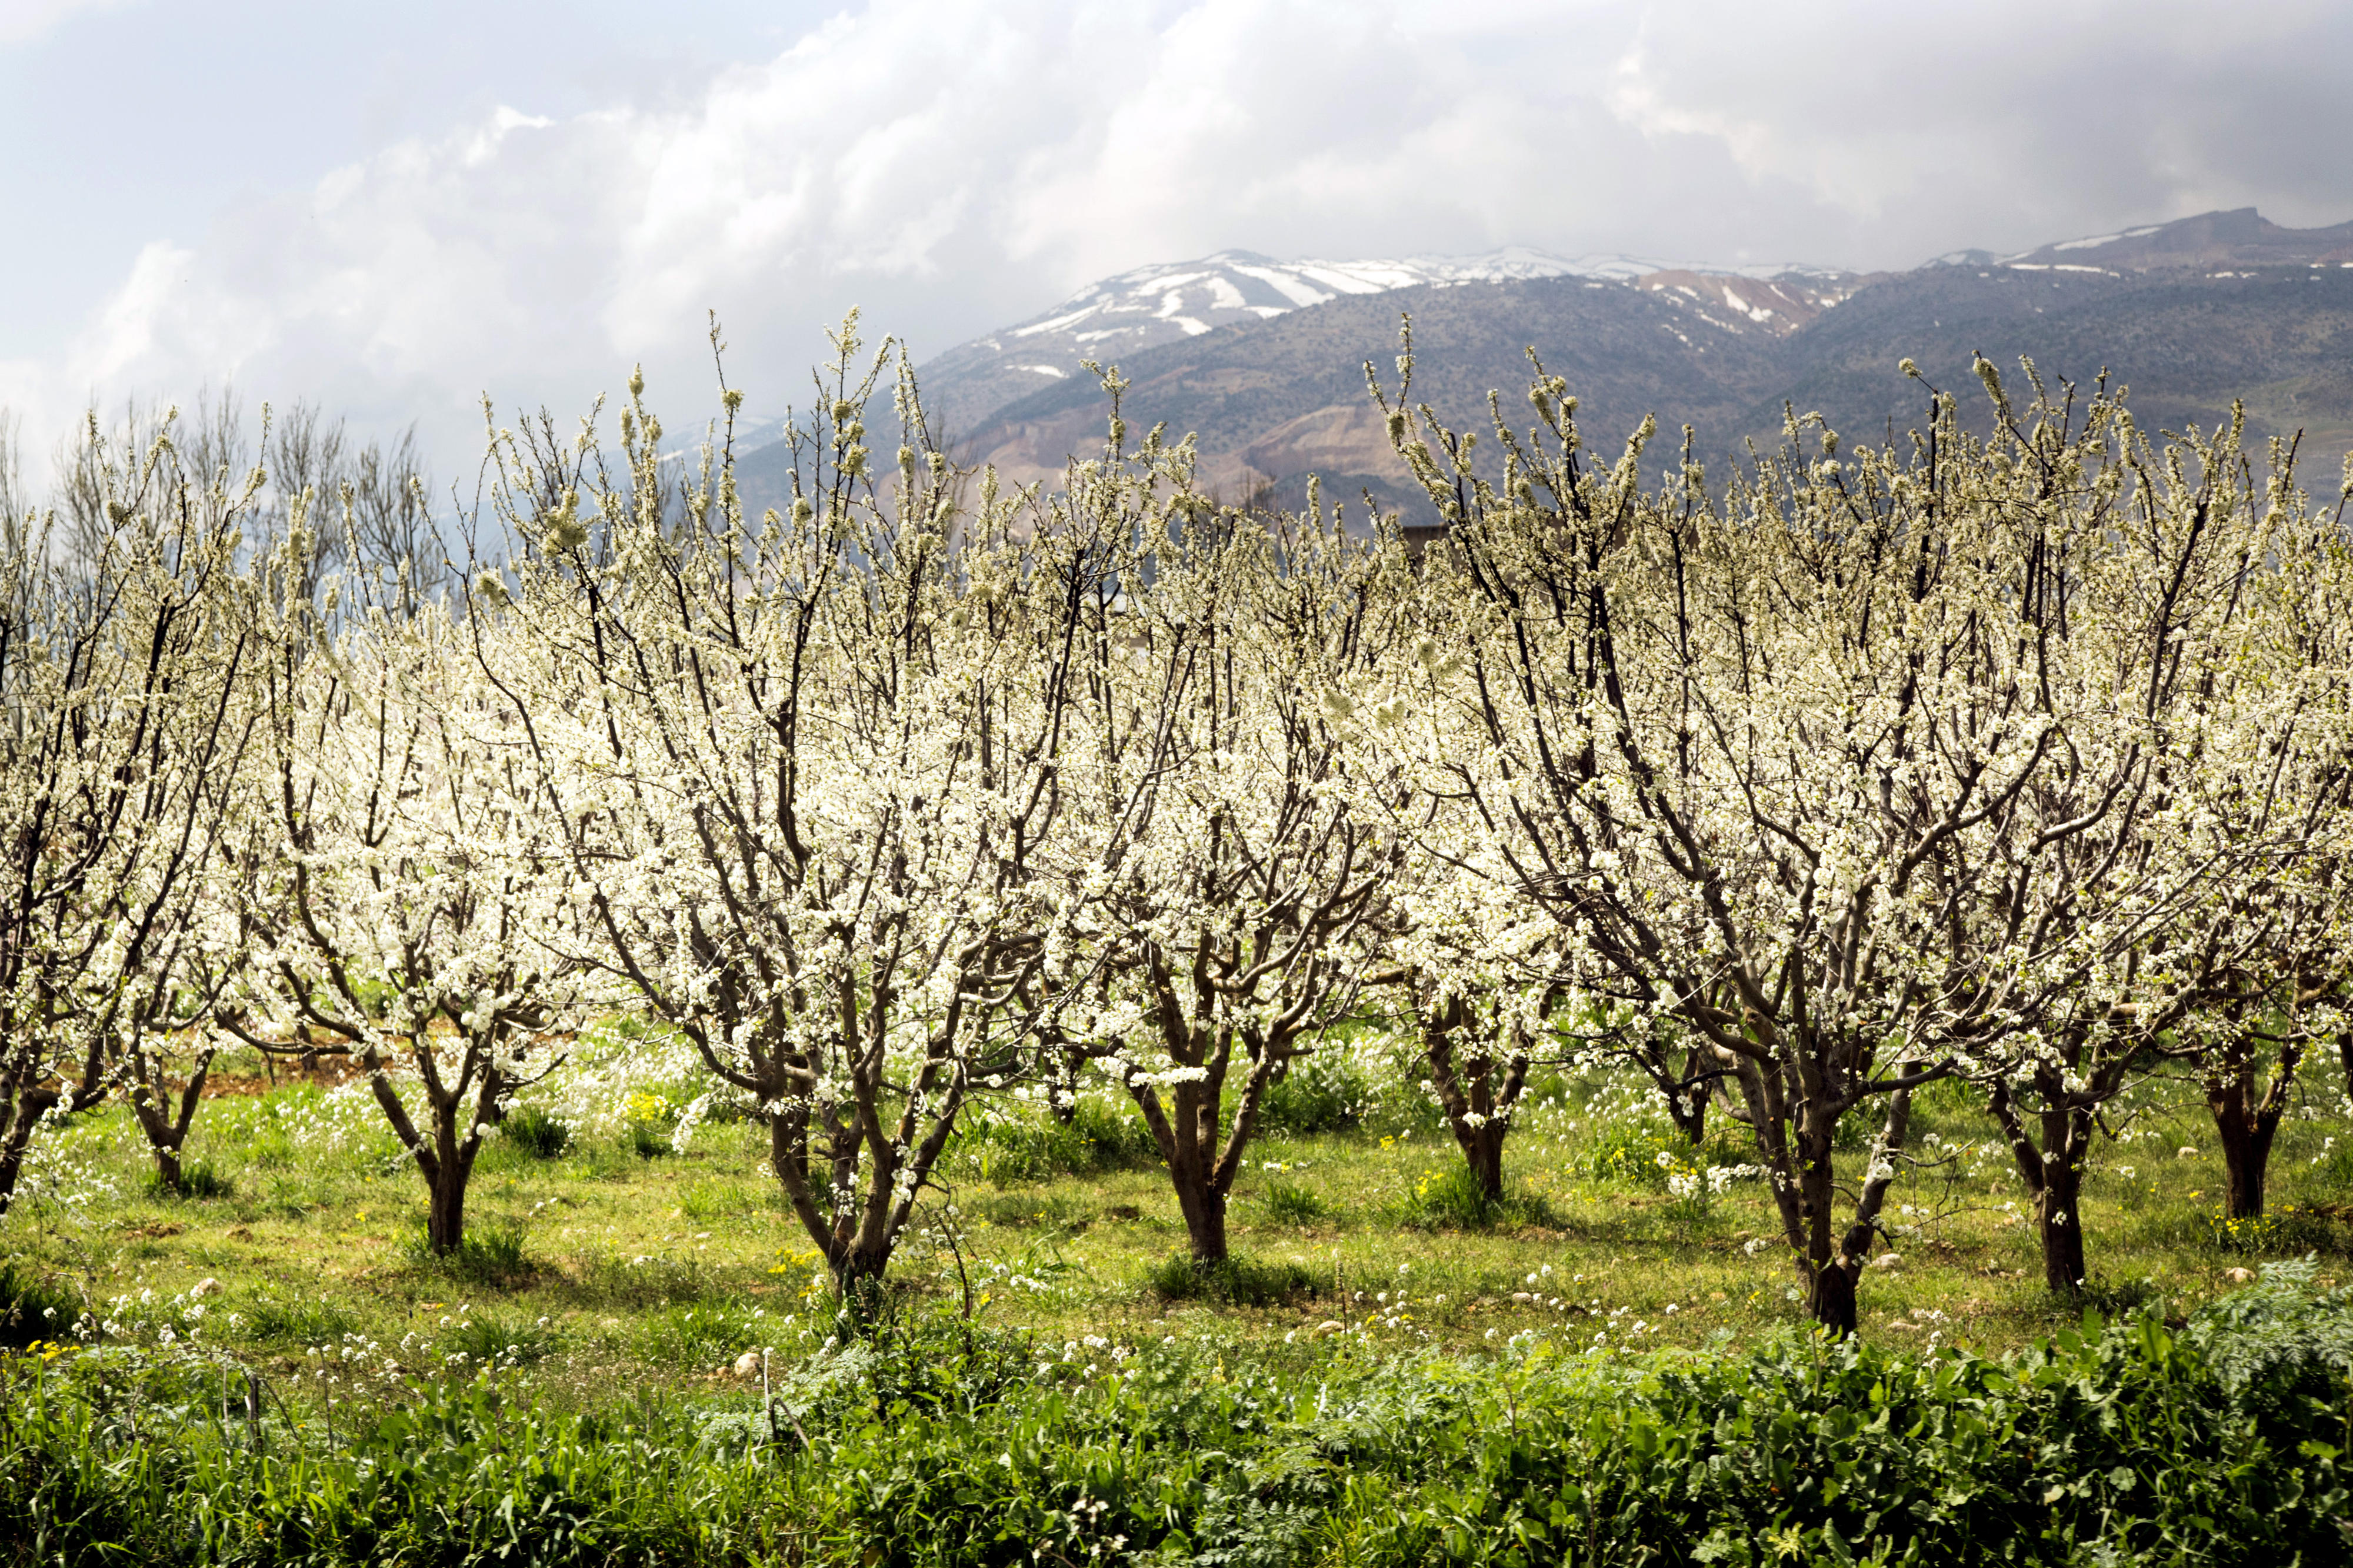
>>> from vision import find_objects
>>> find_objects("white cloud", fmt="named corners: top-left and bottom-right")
top-left (0, 0), bottom-right (136, 46)
top-left (1600, 0), bottom-right (2353, 239)
top-left (4, 0), bottom-right (2348, 483)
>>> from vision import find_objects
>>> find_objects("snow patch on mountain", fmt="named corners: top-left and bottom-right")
top-left (968, 247), bottom-right (1844, 359)
top-left (913, 244), bottom-right (1857, 435)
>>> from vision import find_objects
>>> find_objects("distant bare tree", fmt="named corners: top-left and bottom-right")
top-left (0, 412), bottom-right (26, 551)
top-left (343, 427), bottom-right (446, 617)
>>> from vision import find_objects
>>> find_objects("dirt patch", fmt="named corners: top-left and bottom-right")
top-left (198, 1059), bottom-right (369, 1097)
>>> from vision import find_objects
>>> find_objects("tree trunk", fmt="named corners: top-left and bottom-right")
top-left (2208, 1035), bottom-right (2297, 1221)
top-left (832, 1237), bottom-right (893, 1320)
top-left (2219, 1123), bottom-right (2276, 1220)
top-left (0, 1076), bottom-right (102, 1218)
top-left (126, 1047), bottom-right (212, 1197)
top-left (1421, 986), bottom-right (1527, 1204)
top-left (1176, 1183), bottom-right (1229, 1263)
top-left (0, 1127), bottom-right (31, 1219)
top-left (1128, 1067), bottom-right (1238, 1263)
top-left (1988, 1077), bottom-right (2095, 1297)
top-left (426, 1135), bottom-right (476, 1254)
top-left (1794, 1120), bottom-right (1857, 1334)
top-left (1665, 1047), bottom-right (1711, 1145)
top-left (1048, 1043), bottom-right (1088, 1126)
top-left (2036, 1150), bottom-right (2088, 1294)
top-left (373, 1052), bottom-right (496, 1258)
top-left (1810, 1257), bottom-right (1858, 1336)
top-left (1467, 1125), bottom-right (1505, 1200)
top-left (2210, 1079), bottom-right (2272, 1220)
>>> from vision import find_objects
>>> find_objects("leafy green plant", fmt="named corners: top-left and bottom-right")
top-left (15, 1276), bottom-right (2353, 1566)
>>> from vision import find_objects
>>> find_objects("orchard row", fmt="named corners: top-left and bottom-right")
top-left (5, 319), bottom-right (2349, 1335)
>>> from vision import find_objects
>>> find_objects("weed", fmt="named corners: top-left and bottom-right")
top-left (1261, 1179), bottom-right (1332, 1226)
top-left (566, 1251), bottom-right (717, 1309)
top-left (442, 1307), bottom-right (564, 1367)
top-left (619, 1089), bottom-right (679, 1159)
top-left (1141, 1253), bottom-right (1321, 1307)
top-left (2208, 1203), bottom-right (2348, 1257)
top-left (242, 1296), bottom-right (359, 1345)
top-left (1395, 1165), bottom-right (1554, 1231)
top-left (1259, 1057), bottom-right (1368, 1135)
top-left (2071, 1275), bottom-right (2167, 1318)
top-left (1585, 1120), bottom-right (1687, 1187)
top-left (576, 1139), bottom-right (642, 1180)
top-left (406, 1223), bottom-right (536, 1288)
top-left (142, 1161), bottom-right (234, 1200)
top-left (0, 1263), bottom-right (80, 1350)
top-left (951, 1100), bottom-right (1156, 1184)
top-left (1258, 1028), bottom-right (1428, 1135)
top-left (2312, 1136), bottom-right (2353, 1186)
top-left (1584, 1118), bottom-right (1755, 1187)
top-left (500, 1105), bottom-right (571, 1159)
top-left (15, 1287), bottom-right (2353, 1565)
top-left (681, 1179), bottom-right (763, 1223)
top-left (631, 1302), bottom-right (764, 1370)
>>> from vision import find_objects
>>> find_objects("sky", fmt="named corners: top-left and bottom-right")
top-left (4, 0), bottom-right (2351, 487)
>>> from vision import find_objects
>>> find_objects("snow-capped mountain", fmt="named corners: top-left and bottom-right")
top-left (729, 209), bottom-right (2353, 532)
top-left (914, 246), bottom-right (1851, 433)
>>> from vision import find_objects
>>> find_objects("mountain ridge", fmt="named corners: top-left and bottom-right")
top-left (737, 210), bottom-right (2353, 522)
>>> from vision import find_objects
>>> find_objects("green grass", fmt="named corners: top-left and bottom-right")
top-left (1259, 1176), bottom-right (1331, 1225)
top-left (8, 1045), bottom-right (2353, 1422)
top-left (11, 1045), bottom-right (2353, 1559)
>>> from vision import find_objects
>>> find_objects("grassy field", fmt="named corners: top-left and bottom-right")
top-left (7, 1043), bottom-right (2351, 1399)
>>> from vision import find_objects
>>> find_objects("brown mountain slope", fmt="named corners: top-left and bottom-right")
top-left (952, 275), bottom-right (1780, 516)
